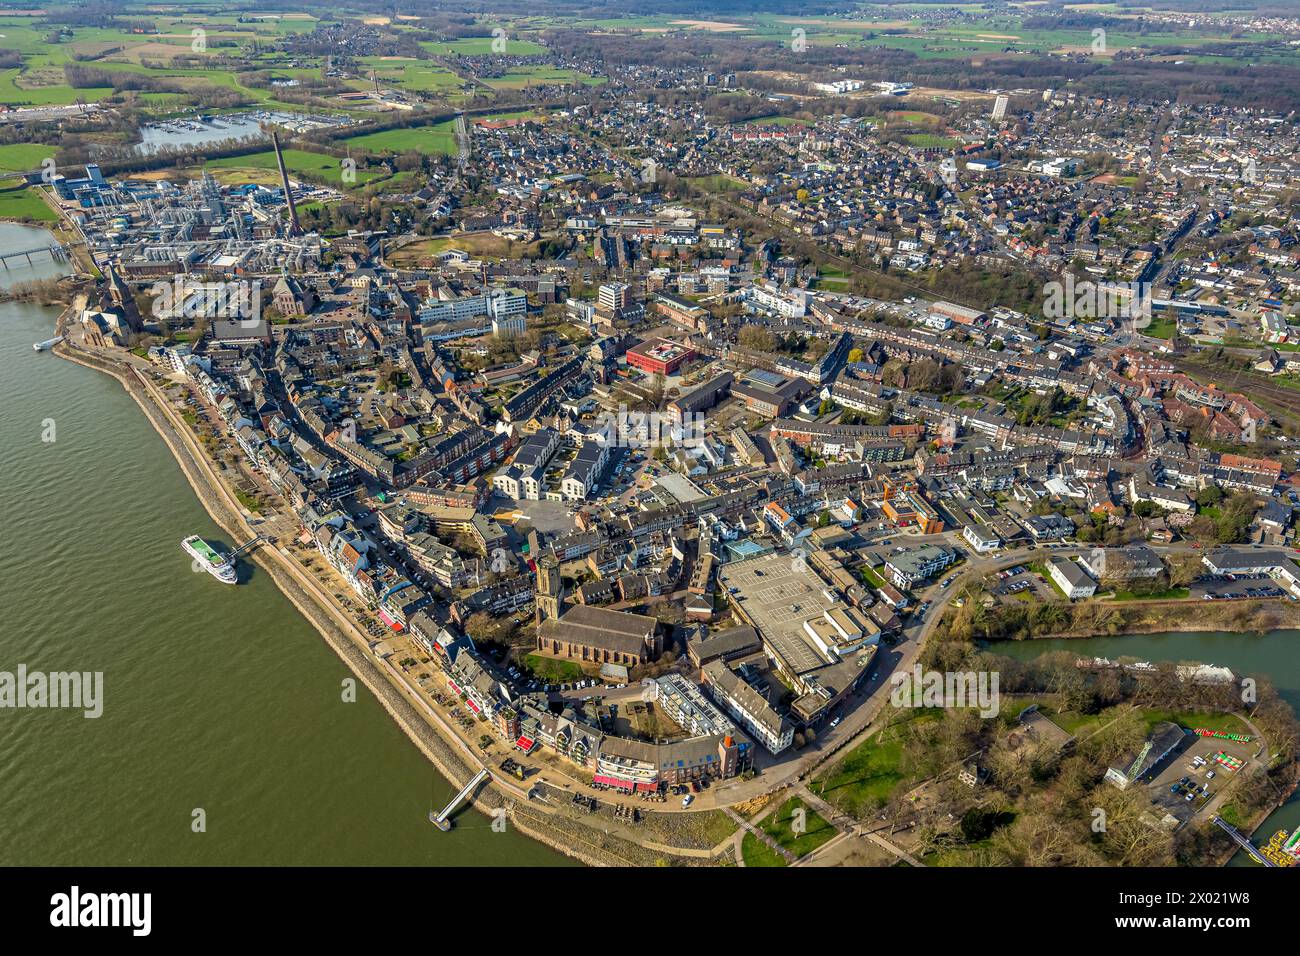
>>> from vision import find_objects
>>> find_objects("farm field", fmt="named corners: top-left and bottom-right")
top-left (0, 143), bottom-right (57, 175)
top-left (0, 11), bottom-right (327, 112)
top-left (420, 36), bottom-right (548, 57)
top-left (472, 109), bottom-right (553, 124)
top-left (0, 181), bottom-right (57, 221)
top-left (357, 58), bottom-right (466, 93)
top-left (525, 10), bottom-right (1300, 68)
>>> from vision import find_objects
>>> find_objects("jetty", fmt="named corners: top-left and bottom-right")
top-left (430, 768), bottom-right (490, 831)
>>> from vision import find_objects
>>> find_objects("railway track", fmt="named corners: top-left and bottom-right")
top-left (1177, 358), bottom-right (1300, 423)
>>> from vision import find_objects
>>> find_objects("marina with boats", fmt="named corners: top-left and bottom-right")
top-left (132, 110), bottom-right (351, 154)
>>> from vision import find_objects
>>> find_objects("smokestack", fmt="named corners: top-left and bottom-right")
top-left (271, 131), bottom-right (302, 237)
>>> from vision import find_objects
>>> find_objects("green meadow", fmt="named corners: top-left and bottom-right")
top-left (343, 121), bottom-right (459, 156)
top-left (0, 143), bottom-right (57, 175)
top-left (0, 181), bottom-right (57, 221)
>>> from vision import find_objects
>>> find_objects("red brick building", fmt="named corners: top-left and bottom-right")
top-left (625, 337), bottom-right (695, 376)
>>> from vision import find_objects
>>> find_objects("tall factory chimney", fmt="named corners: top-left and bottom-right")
top-left (271, 131), bottom-right (302, 236)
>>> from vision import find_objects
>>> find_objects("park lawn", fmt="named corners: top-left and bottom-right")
top-left (740, 832), bottom-right (787, 867)
top-left (860, 565), bottom-right (886, 588)
top-left (522, 654), bottom-right (585, 683)
top-left (758, 797), bottom-right (837, 859)
top-left (367, 170), bottom-right (421, 194)
top-left (0, 181), bottom-right (57, 221)
top-left (818, 265), bottom-right (852, 286)
top-left (924, 836), bottom-right (1001, 867)
top-left (1143, 315), bottom-right (1177, 339)
top-left (1139, 709), bottom-right (1253, 738)
top-left (1035, 704), bottom-right (1105, 737)
top-left (810, 716), bottom-right (939, 816)
top-left (694, 810), bottom-right (739, 847)
top-left (344, 120), bottom-right (458, 156)
top-left (686, 173), bottom-right (747, 193)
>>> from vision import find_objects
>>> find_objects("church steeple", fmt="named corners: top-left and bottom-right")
top-left (535, 556), bottom-right (563, 624)
top-left (103, 262), bottom-right (141, 332)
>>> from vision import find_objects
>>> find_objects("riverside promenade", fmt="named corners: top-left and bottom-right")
top-left (53, 335), bottom-right (651, 865)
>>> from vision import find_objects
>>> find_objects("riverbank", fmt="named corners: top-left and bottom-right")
top-left (977, 596), bottom-right (1300, 643)
top-left (53, 341), bottom-right (649, 867)
top-left (6, 182), bottom-right (100, 277)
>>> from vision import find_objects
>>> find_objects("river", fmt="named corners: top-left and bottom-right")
top-left (0, 222), bottom-right (566, 865)
top-left (991, 629), bottom-right (1300, 866)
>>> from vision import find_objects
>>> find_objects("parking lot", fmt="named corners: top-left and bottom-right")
top-left (990, 565), bottom-right (1056, 602)
top-left (1192, 573), bottom-right (1290, 603)
top-left (1143, 733), bottom-right (1257, 824)
top-left (489, 494), bottom-right (577, 535)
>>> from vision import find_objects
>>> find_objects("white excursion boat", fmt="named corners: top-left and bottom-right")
top-left (182, 535), bottom-right (237, 584)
